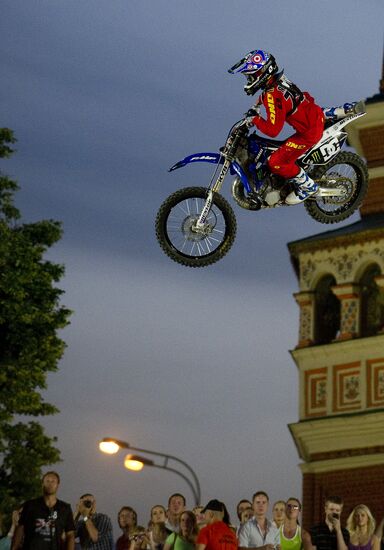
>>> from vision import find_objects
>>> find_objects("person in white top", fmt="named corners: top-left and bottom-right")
top-left (238, 491), bottom-right (279, 550)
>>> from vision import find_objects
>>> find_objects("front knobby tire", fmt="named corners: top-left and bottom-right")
top-left (155, 186), bottom-right (237, 267)
top-left (305, 152), bottom-right (368, 224)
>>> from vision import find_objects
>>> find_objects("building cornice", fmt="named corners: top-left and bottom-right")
top-left (290, 333), bottom-right (384, 368)
top-left (289, 410), bottom-right (384, 462)
top-left (288, 226), bottom-right (384, 257)
top-left (298, 452), bottom-right (384, 474)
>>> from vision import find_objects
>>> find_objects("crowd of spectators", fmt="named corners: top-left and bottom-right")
top-left (1, 471), bottom-right (383, 550)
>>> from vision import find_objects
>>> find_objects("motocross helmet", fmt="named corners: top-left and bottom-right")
top-left (228, 50), bottom-right (279, 95)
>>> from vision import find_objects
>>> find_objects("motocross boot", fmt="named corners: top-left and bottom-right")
top-left (285, 168), bottom-right (318, 205)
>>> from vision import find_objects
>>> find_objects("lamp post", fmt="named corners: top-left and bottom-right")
top-left (99, 437), bottom-right (201, 505)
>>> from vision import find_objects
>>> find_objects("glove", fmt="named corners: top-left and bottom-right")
top-left (240, 117), bottom-right (255, 130)
top-left (245, 104), bottom-right (261, 118)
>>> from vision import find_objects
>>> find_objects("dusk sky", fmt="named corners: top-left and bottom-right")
top-left (2, 0), bottom-right (384, 536)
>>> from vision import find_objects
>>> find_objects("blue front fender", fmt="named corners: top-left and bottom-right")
top-left (169, 152), bottom-right (223, 172)
top-left (169, 152), bottom-right (251, 193)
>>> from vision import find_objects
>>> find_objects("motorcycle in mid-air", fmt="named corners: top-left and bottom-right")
top-left (155, 101), bottom-right (368, 268)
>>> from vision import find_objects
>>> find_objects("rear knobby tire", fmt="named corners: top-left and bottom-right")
top-left (305, 152), bottom-right (368, 224)
top-left (155, 186), bottom-right (237, 267)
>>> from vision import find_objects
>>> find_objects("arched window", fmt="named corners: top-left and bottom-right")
top-left (360, 264), bottom-right (384, 337)
top-left (314, 274), bottom-right (340, 344)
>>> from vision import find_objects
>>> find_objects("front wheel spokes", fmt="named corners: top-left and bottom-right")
top-left (166, 196), bottom-right (226, 257)
top-left (156, 186), bottom-right (237, 267)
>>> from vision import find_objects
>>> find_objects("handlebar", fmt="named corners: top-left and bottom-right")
top-left (232, 120), bottom-right (248, 133)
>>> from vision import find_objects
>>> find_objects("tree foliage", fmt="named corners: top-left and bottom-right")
top-left (0, 128), bottom-right (71, 522)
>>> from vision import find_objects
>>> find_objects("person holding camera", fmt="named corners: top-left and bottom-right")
top-left (310, 496), bottom-right (349, 550)
top-left (74, 494), bottom-right (113, 549)
top-left (115, 507), bottom-right (139, 550)
top-left (127, 527), bottom-right (148, 550)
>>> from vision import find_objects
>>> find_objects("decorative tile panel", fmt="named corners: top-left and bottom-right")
top-left (304, 368), bottom-right (327, 417)
top-left (294, 291), bottom-right (315, 347)
top-left (332, 362), bottom-right (362, 413)
top-left (340, 298), bottom-right (359, 336)
top-left (367, 358), bottom-right (384, 407)
top-left (331, 284), bottom-right (360, 339)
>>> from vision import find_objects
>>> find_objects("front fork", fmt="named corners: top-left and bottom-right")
top-left (194, 159), bottom-right (231, 230)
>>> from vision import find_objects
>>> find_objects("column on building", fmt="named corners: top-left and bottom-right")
top-left (331, 283), bottom-right (360, 340)
top-left (294, 291), bottom-right (315, 347)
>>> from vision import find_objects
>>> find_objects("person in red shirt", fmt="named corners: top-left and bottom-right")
top-left (229, 49), bottom-right (324, 205)
top-left (196, 500), bottom-right (237, 550)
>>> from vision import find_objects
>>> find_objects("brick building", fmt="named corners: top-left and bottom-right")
top-left (287, 69), bottom-right (384, 528)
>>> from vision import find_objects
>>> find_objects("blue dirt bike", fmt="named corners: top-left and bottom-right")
top-left (155, 101), bottom-right (368, 267)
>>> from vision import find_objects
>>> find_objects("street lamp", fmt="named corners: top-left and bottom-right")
top-left (124, 455), bottom-right (154, 471)
top-left (99, 437), bottom-right (201, 505)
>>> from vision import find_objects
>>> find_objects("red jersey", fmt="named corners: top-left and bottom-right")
top-left (252, 75), bottom-right (323, 139)
top-left (197, 521), bottom-right (237, 550)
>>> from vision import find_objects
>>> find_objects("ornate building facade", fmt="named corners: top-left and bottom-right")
top-left (287, 75), bottom-right (384, 527)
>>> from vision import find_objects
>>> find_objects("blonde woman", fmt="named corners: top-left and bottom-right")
top-left (346, 505), bottom-right (380, 550)
top-left (272, 501), bottom-right (286, 529)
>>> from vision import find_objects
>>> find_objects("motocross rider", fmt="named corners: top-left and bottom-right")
top-left (229, 49), bottom-right (324, 205)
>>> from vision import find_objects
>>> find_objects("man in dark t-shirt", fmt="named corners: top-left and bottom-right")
top-left (11, 471), bottom-right (75, 550)
top-left (310, 496), bottom-right (349, 550)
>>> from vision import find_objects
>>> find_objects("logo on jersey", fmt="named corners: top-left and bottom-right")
top-left (267, 92), bottom-right (276, 124)
top-left (286, 141), bottom-right (306, 149)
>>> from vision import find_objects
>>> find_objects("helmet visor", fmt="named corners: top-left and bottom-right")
top-left (228, 56), bottom-right (248, 74)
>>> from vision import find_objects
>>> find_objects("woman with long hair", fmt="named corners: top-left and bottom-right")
top-left (163, 511), bottom-right (198, 550)
top-left (279, 498), bottom-right (312, 550)
top-left (150, 505), bottom-right (167, 525)
top-left (346, 505), bottom-right (380, 550)
top-left (147, 505), bottom-right (169, 550)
